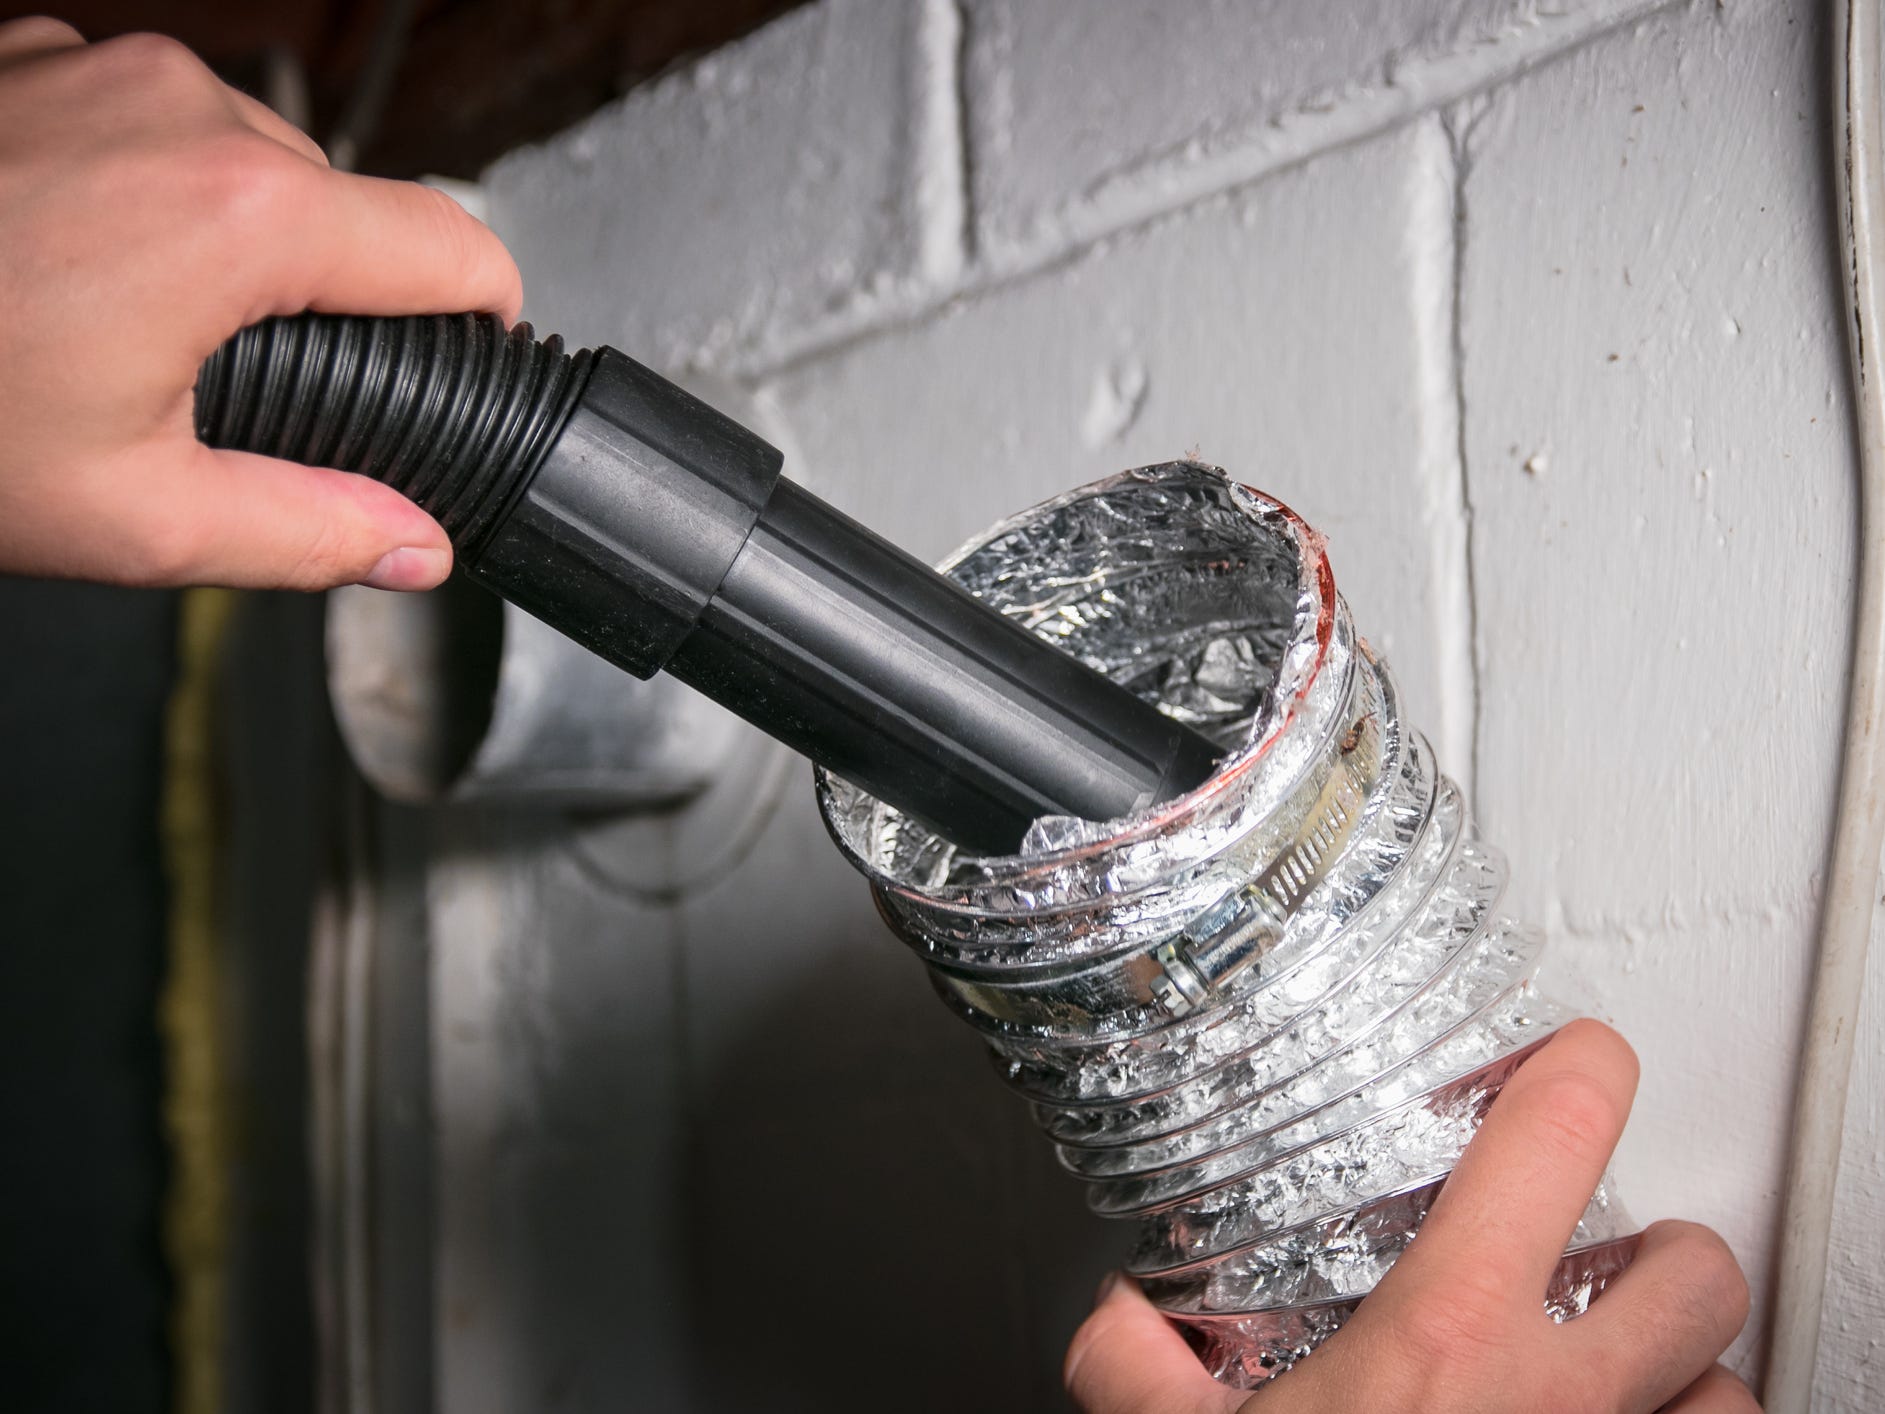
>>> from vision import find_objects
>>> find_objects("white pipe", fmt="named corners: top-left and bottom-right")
top-left (1766, 3), bottom-right (1885, 1407)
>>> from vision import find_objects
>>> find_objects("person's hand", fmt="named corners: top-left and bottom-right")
top-left (0, 17), bottom-right (522, 591)
top-left (1065, 1020), bottom-right (1759, 1413)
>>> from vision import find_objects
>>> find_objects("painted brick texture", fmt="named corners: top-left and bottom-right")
top-left (454, 1), bottom-right (1878, 1406)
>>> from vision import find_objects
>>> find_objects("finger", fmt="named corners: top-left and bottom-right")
top-left (1384, 1020), bottom-right (1639, 1307)
top-left (0, 15), bottom-right (84, 66)
top-left (1063, 1275), bottom-right (1245, 1414)
top-left (1567, 1222), bottom-right (1749, 1412)
top-left (250, 167), bottom-right (523, 325)
top-left (222, 84), bottom-right (329, 167)
top-left (132, 444), bottom-right (451, 591)
top-left (1659, 1362), bottom-right (1761, 1413)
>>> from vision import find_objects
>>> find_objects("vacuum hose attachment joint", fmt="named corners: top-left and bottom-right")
top-left (196, 312), bottom-right (1220, 854)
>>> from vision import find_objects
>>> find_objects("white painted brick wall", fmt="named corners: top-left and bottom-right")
top-left (1454, 10), bottom-right (1855, 1386)
top-left (958, 0), bottom-right (1667, 262)
top-left (445, 0), bottom-right (1879, 1407)
top-left (485, 0), bottom-right (937, 374)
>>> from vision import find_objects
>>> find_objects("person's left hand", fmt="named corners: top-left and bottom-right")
top-left (1062, 1021), bottom-right (1758, 1413)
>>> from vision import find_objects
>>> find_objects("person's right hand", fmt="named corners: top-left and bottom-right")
top-left (0, 17), bottom-right (522, 592)
top-left (1065, 1020), bottom-right (1759, 1413)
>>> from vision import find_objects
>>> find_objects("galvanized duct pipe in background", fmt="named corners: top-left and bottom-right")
top-left (323, 375), bottom-right (789, 810)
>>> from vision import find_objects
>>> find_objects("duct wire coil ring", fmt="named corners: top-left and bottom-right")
top-left (816, 462), bottom-right (1639, 1387)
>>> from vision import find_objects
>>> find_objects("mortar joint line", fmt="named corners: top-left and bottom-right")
top-left (1443, 101), bottom-right (1485, 819)
top-left (950, 0), bottom-right (978, 272)
top-left (738, 0), bottom-right (1684, 384)
top-left (911, 0), bottom-right (973, 285)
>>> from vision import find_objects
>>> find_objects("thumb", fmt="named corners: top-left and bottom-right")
top-left (1063, 1274), bottom-right (1246, 1414)
top-left (137, 443), bottom-right (452, 591)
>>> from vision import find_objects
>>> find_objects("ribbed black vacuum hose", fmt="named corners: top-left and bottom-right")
top-left (193, 310), bottom-right (1223, 854)
top-left (195, 312), bottom-right (592, 558)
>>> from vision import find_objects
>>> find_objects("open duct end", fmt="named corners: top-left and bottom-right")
top-left (821, 463), bottom-right (1331, 891)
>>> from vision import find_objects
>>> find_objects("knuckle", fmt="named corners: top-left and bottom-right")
top-left (1652, 1222), bottom-right (1751, 1332)
top-left (295, 131), bottom-right (333, 168)
top-left (410, 181), bottom-right (510, 293)
top-left (193, 131), bottom-right (305, 230)
top-left (281, 515), bottom-right (364, 589)
top-left (415, 181), bottom-right (483, 259)
top-left (1523, 1070), bottom-right (1626, 1165)
top-left (1694, 1232), bottom-right (1751, 1326)
top-left (94, 31), bottom-right (213, 91)
top-left (1598, 1233), bottom-right (1750, 1394)
top-left (293, 475), bottom-right (406, 587)
top-left (1, 15), bottom-right (83, 46)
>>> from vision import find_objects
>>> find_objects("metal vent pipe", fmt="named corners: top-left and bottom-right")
top-left (817, 461), bottom-right (1640, 1386)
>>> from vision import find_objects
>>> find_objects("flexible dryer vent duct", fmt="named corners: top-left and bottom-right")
top-left (817, 461), bottom-right (1641, 1385)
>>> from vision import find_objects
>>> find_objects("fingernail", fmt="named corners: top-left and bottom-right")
top-left (1093, 1271), bottom-right (1120, 1308)
top-left (362, 546), bottom-right (451, 592)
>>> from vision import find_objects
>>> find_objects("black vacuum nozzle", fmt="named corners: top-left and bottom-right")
top-left (195, 312), bottom-right (1221, 854)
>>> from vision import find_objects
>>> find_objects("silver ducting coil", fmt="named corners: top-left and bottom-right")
top-left (817, 461), bottom-right (1639, 1387)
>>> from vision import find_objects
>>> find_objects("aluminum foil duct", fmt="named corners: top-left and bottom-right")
top-left (816, 462), bottom-right (1640, 1387)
